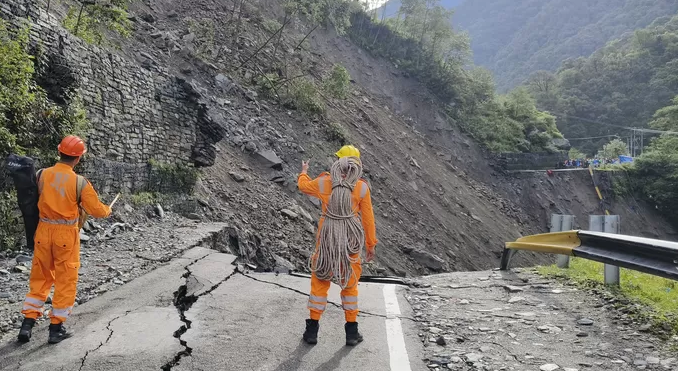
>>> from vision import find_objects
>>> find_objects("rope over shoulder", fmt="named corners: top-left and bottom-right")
top-left (310, 156), bottom-right (365, 289)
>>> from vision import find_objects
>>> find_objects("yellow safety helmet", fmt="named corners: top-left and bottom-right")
top-left (335, 145), bottom-right (361, 158)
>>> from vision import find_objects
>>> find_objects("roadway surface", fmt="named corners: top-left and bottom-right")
top-left (0, 247), bottom-right (425, 371)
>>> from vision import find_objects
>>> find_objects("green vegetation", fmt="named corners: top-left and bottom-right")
top-left (255, 73), bottom-right (325, 114)
top-left (288, 78), bottom-right (325, 114)
top-left (252, 1), bottom-right (562, 151)
top-left (451, 0), bottom-right (678, 91)
top-left (538, 258), bottom-right (678, 338)
top-left (130, 192), bottom-right (167, 206)
top-left (516, 14), bottom-right (678, 223)
top-left (252, 1), bottom-right (362, 115)
top-left (62, 0), bottom-right (133, 45)
top-left (0, 191), bottom-right (22, 252)
top-left (526, 14), bottom-right (678, 155)
top-left (325, 122), bottom-right (349, 144)
top-left (0, 21), bottom-right (89, 160)
top-left (323, 64), bottom-right (351, 100)
top-left (568, 147), bottom-right (586, 160)
top-left (633, 97), bottom-right (678, 223)
top-left (261, 18), bottom-right (282, 34)
top-left (255, 73), bottom-right (281, 98)
top-left (148, 160), bottom-right (200, 193)
top-left (0, 20), bottom-right (90, 251)
top-left (598, 139), bottom-right (629, 159)
top-left (287, 0), bottom-right (360, 36)
top-left (459, 87), bottom-right (561, 152)
top-left (187, 18), bottom-right (216, 60)
top-left (348, 0), bottom-right (562, 153)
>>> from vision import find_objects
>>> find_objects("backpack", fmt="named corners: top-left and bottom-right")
top-left (6, 154), bottom-right (87, 251)
top-left (6, 154), bottom-right (40, 251)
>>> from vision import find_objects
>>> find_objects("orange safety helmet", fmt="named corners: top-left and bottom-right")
top-left (58, 135), bottom-right (87, 157)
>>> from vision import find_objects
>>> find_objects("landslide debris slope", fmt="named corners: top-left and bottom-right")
top-left (114, 0), bottom-right (543, 276)
top-left (142, 0), bottom-right (676, 274)
top-left (7, 0), bottom-right (676, 279)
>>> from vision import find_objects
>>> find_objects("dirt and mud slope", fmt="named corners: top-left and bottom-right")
top-left (152, 0), bottom-right (677, 277)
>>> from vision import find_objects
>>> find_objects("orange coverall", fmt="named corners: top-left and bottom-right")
top-left (22, 163), bottom-right (111, 324)
top-left (298, 172), bottom-right (377, 322)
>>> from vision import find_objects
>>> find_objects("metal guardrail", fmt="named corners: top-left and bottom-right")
top-left (550, 214), bottom-right (574, 268)
top-left (500, 230), bottom-right (678, 281)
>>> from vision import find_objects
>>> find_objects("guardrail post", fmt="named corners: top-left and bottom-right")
top-left (590, 215), bottom-right (621, 286)
top-left (552, 214), bottom-right (574, 268)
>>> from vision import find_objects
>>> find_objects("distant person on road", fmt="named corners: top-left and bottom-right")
top-left (18, 136), bottom-right (112, 344)
top-left (297, 145), bottom-right (377, 346)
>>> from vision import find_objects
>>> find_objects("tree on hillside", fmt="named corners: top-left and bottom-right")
top-left (598, 139), bottom-right (629, 159)
top-left (62, 0), bottom-right (133, 45)
top-left (635, 98), bottom-right (678, 221)
top-left (648, 95), bottom-right (678, 131)
top-left (526, 70), bottom-right (558, 108)
top-left (568, 147), bottom-right (586, 160)
top-left (396, 0), bottom-right (470, 67)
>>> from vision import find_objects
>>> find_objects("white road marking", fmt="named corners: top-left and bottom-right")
top-left (383, 285), bottom-right (412, 371)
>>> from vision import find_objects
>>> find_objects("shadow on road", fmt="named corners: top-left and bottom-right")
top-left (0, 338), bottom-right (51, 369)
top-left (272, 340), bottom-right (313, 371)
top-left (0, 341), bottom-right (23, 355)
top-left (313, 346), bottom-right (355, 371)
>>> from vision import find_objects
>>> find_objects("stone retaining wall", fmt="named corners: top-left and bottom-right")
top-left (0, 0), bottom-right (223, 193)
top-left (498, 152), bottom-right (568, 171)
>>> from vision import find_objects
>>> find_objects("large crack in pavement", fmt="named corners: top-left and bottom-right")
top-left (240, 273), bottom-right (417, 321)
top-left (161, 254), bottom-right (239, 371)
top-left (78, 308), bottom-right (139, 371)
top-left (162, 256), bottom-right (414, 370)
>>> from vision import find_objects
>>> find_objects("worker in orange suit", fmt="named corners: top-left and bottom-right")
top-left (297, 145), bottom-right (377, 346)
top-left (18, 135), bottom-right (112, 344)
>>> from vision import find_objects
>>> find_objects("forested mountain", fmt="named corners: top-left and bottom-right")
top-left (354, 0), bottom-right (563, 153)
top-left (526, 14), bottom-right (678, 155)
top-left (455, 0), bottom-right (678, 91)
top-left (381, 0), bottom-right (678, 91)
top-left (376, 0), bottom-right (465, 18)
top-left (518, 13), bottom-right (678, 223)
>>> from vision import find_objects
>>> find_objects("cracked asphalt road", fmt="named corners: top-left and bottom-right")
top-left (0, 247), bottom-right (426, 371)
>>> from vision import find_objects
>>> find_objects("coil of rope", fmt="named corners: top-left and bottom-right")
top-left (310, 156), bottom-right (365, 289)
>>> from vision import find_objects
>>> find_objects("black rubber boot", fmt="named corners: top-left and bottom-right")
top-left (345, 322), bottom-right (363, 346)
top-left (17, 318), bottom-right (36, 343)
top-left (48, 323), bottom-right (72, 344)
top-left (303, 319), bottom-right (319, 345)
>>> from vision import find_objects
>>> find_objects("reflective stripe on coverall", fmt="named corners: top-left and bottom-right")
top-left (298, 172), bottom-right (377, 322)
top-left (22, 163), bottom-right (111, 324)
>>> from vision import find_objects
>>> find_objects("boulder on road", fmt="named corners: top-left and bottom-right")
top-left (409, 249), bottom-right (446, 271)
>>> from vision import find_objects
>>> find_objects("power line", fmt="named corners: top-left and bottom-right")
top-left (567, 134), bottom-right (620, 140)
top-left (550, 111), bottom-right (678, 136)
